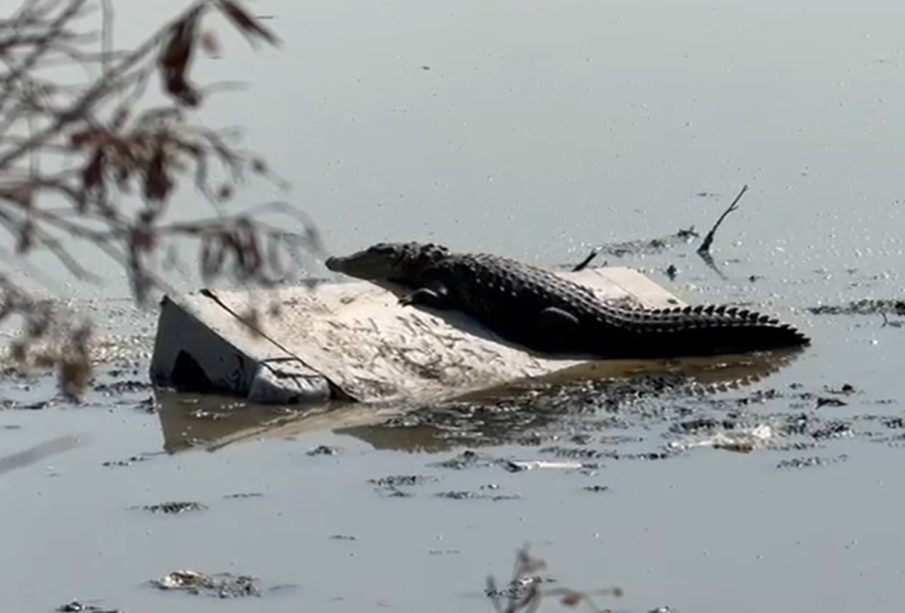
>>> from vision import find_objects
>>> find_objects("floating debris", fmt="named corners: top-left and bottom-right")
top-left (571, 227), bottom-right (700, 261)
top-left (807, 299), bottom-right (905, 316)
top-left (582, 485), bottom-right (610, 493)
top-left (435, 490), bottom-right (521, 501)
top-left (368, 474), bottom-right (439, 488)
top-left (816, 397), bottom-right (848, 408)
top-left (93, 379), bottom-right (152, 394)
top-left (538, 446), bottom-right (606, 460)
top-left (368, 474), bottom-right (440, 498)
top-left (811, 421), bottom-right (854, 440)
top-left (430, 450), bottom-right (499, 470)
top-left (827, 383), bottom-right (856, 395)
top-left (776, 454), bottom-right (849, 470)
top-left (672, 424), bottom-right (773, 454)
top-left (502, 459), bottom-right (593, 473)
top-left (152, 570), bottom-right (261, 598)
top-left (485, 574), bottom-right (554, 600)
top-left (55, 601), bottom-right (122, 613)
top-left (137, 501), bottom-right (208, 514)
top-left (101, 453), bottom-right (155, 468)
top-left (223, 492), bottom-right (264, 499)
top-left (306, 444), bottom-right (340, 456)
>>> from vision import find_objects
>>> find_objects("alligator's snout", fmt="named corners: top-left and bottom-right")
top-left (324, 250), bottom-right (399, 281)
top-left (325, 253), bottom-right (365, 275)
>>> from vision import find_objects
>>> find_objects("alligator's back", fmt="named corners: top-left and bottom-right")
top-left (425, 252), bottom-right (810, 359)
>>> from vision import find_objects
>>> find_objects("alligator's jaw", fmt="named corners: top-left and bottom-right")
top-left (325, 252), bottom-right (392, 281)
top-left (323, 255), bottom-right (348, 273)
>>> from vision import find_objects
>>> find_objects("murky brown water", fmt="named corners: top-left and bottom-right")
top-left (4, 0), bottom-right (905, 611)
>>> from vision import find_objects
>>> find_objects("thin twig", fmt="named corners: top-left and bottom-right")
top-left (696, 249), bottom-right (728, 281)
top-left (697, 184), bottom-right (748, 255)
top-left (100, 0), bottom-right (112, 78)
top-left (0, 0), bottom-right (89, 113)
top-left (571, 248), bottom-right (600, 272)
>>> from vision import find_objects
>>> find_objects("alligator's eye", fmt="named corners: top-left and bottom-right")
top-left (369, 243), bottom-right (398, 256)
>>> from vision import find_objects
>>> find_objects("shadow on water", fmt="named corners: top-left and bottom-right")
top-left (153, 348), bottom-right (804, 455)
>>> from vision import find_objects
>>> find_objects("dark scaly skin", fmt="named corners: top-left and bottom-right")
top-left (325, 242), bottom-right (811, 359)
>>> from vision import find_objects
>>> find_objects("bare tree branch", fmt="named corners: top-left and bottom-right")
top-left (0, 0), bottom-right (324, 397)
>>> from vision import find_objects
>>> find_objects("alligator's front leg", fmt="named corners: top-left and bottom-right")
top-left (399, 285), bottom-right (451, 309)
top-left (524, 306), bottom-right (583, 353)
top-left (538, 306), bottom-right (580, 328)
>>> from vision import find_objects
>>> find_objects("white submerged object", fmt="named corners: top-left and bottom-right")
top-left (149, 267), bottom-right (682, 405)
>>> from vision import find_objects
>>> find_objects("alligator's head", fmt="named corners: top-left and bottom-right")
top-left (325, 242), bottom-right (449, 282)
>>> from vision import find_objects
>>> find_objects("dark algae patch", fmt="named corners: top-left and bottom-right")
top-left (807, 298), bottom-right (905, 316)
top-left (435, 489), bottom-right (521, 501)
top-left (368, 474), bottom-right (439, 488)
top-left (776, 455), bottom-right (849, 470)
top-left (56, 601), bottom-right (123, 613)
top-left (135, 501), bottom-right (208, 514)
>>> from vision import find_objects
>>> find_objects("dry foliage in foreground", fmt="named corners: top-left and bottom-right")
top-left (0, 0), bottom-right (325, 397)
top-left (487, 545), bottom-right (624, 613)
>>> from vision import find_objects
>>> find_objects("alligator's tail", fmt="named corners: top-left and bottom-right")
top-left (606, 303), bottom-right (810, 358)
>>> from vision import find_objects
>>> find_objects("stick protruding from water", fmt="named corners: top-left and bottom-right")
top-left (697, 184), bottom-right (749, 255)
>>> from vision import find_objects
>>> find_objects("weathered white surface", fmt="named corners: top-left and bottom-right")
top-left (150, 267), bottom-right (683, 404)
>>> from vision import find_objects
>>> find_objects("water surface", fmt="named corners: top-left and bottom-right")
top-left (3, 1), bottom-right (905, 611)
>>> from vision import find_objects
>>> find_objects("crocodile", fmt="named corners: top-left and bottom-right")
top-left (324, 242), bottom-right (810, 359)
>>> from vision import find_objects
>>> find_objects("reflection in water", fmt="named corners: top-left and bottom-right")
top-left (154, 391), bottom-right (396, 453)
top-left (0, 435), bottom-right (86, 475)
top-left (343, 348), bottom-right (805, 452)
top-left (154, 348), bottom-right (804, 454)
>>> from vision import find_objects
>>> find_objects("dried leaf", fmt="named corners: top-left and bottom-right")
top-left (158, 6), bottom-right (204, 106)
top-left (16, 220), bottom-right (33, 254)
top-left (10, 341), bottom-right (25, 363)
top-left (81, 148), bottom-right (106, 202)
top-left (69, 127), bottom-right (107, 149)
top-left (200, 29), bottom-right (220, 55)
top-left (144, 144), bottom-right (173, 202)
top-left (60, 356), bottom-right (92, 400)
top-left (130, 228), bottom-right (156, 252)
top-left (234, 219), bottom-right (262, 277)
top-left (111, 106), bottom-right (131, 130)
top-left (200, 233), bottom-right (226, 279)
top-left (265, 232), bottom-right (285, 278)
top-left (200, 238), bottom-right (212, 275)
top-left (127, 241), bottom-right (151, 306)
top-left (217, 0), bottom-right (281, 46)
top-left (217, 184), bottom-right (233, 201)
top-left (560, 590), bottom-right (586, 607)
top-left (34, 352), bottom-right (57, 368)
top-left (3, 185), bottom-right (33, 210)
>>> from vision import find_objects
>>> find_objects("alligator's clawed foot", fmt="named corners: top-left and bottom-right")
top-left (397, 287), bottom-right (449, 310)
